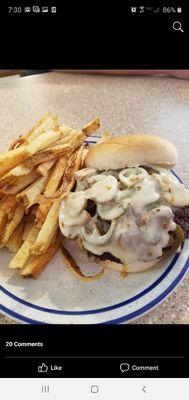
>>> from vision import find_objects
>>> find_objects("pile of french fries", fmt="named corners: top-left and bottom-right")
top-left (0, 113), bottom-right (100, 278)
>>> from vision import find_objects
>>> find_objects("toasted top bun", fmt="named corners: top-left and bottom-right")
top-left (85, 134), bottom-right (178, 170)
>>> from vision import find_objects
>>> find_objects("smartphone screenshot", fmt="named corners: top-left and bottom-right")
top-left (0, 1), bottom-right (189, 398)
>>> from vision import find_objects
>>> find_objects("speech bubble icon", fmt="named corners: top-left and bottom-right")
top-left (120, 363), bottom-right (130, 373)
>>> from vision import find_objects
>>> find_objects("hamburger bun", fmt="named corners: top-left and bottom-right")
top-left (85, 134), bottom-right (178, 170)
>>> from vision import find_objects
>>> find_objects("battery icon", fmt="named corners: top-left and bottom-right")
top-left (177, 7), bottom-right (182, 13)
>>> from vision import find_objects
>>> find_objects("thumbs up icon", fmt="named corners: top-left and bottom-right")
top-left (38, 363), bottom-right (48, 373)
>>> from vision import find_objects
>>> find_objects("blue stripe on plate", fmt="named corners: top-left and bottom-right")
top-left (0, 251), bottom-right (180, 315)
top-left (1, 256), bottom-right (188, 325)
top-left (0, 304), bottom-right (44, 324)
top-left (171, 170), bottom-right (183, 183)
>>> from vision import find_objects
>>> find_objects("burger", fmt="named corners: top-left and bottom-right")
top-left (59, 134), bottom-right (189, 273)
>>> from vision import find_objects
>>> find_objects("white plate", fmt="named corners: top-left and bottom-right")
top-left (0, 73), bottom-right (189, 324)
top-left (0, 166), bottom-right (189, 324)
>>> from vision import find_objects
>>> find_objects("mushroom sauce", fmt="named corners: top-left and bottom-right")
top-left (59, 166), bottom-right (189, 269)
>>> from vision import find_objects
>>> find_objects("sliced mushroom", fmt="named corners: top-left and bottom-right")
top-left (66, 191), bottom-right (86, 217)
top-left (163, 185), bottom-right (189, 207)
top-left (142, 206), bottom-right (175, 245)
top-left (75, 168), bottom-right (96, 180)
top-left (87, 174), bottom-right (107, 185)
top-left (154, 171), bottom-right (189, 207)
top-left (119, 167), bottom-right (147, 188)
top-left (82, 220), bottom-right (116, 245)
top-left (85, 176), bottom-right (118, 203)
top-left (75, 168), bottom-right (97, 191)
top-left (97, 203), bottom-right (125, 220)
top-left (115, 187), bottom-right (134, 202)
top-left (59, 223), bottom-right (79, 240)
top-left (59, 200), bottom-right (89, 227)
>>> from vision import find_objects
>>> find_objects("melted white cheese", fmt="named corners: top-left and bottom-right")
top-left (59, 166), bottom-right (189, 267)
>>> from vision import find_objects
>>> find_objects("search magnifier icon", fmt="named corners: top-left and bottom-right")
top-left (173, 21), bottom-right (184, 32)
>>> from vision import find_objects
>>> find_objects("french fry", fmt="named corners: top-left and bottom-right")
top-left (22, 212), bottom-right (36, 241)
top-left (35, 156), bottom-right (67, 227)
top-left (45, 125), bottom-right (78, 148)
top-left (0, 195), bottom-right (5, 206)
top-left (23, 211), bottom-right (35, 241)
top-left (2, 169), bottom-right (39, 195)
top-left (81, 146), bottom-right (88, 167)
top-left (44, 119), bottom-right (100, 151)
top-left (0, 118), bottom-right (100, 180)
top-left (6, 220), bottom-right (24, 253)
top-left (0, 147), bottom-right (30, 179)
top-left (61, 119), bottom-right (99, 152)
top-left (37, 159), bottom-right (57, 176)
top-left (1, 205), bottom-right (25, 247)
top-left (0, 164), bottom-right (34, 188)
top-left (44, 156), bottom-right (67, 194)
top-left (23, 218), bottom-right (35, 241)
top-left (0, 115), bottom-right (101, 280)
top-left (31, 199), bottom-right (61, 255)
top-left (24, 128), bottom-right (64, 157)
top-left (0, 129), bottom-right (62, 179)
top-left (21, 236), bottom-right (60, 278)
top-left (30, 204), bottom-right (38, 216)
top-left (1, 195), bottom-right (18, 216)
top-left (9, 226), bottom-right (40, 269)
top-left (24, 143), bottom-right (71, 168)
top-left (46, 145), bottom-right (84, 199)
top-left (16, 175), bottom-right (49, 209)
top-left (48, 128), bottom-right (77, 147)
top-left (62, 118), bottom-right (100, 152)
top-left (9, 113), bottom-right (58, 149)
top-left (0, 209), bottom-right (8, 237)
top-left (81, 118), bottom-right (100, 136)
top-left (27, 114), bottom-right (58, 144)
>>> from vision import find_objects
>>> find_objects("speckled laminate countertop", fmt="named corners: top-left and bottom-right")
top-left (0, 71), bottom-right (189, 324)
